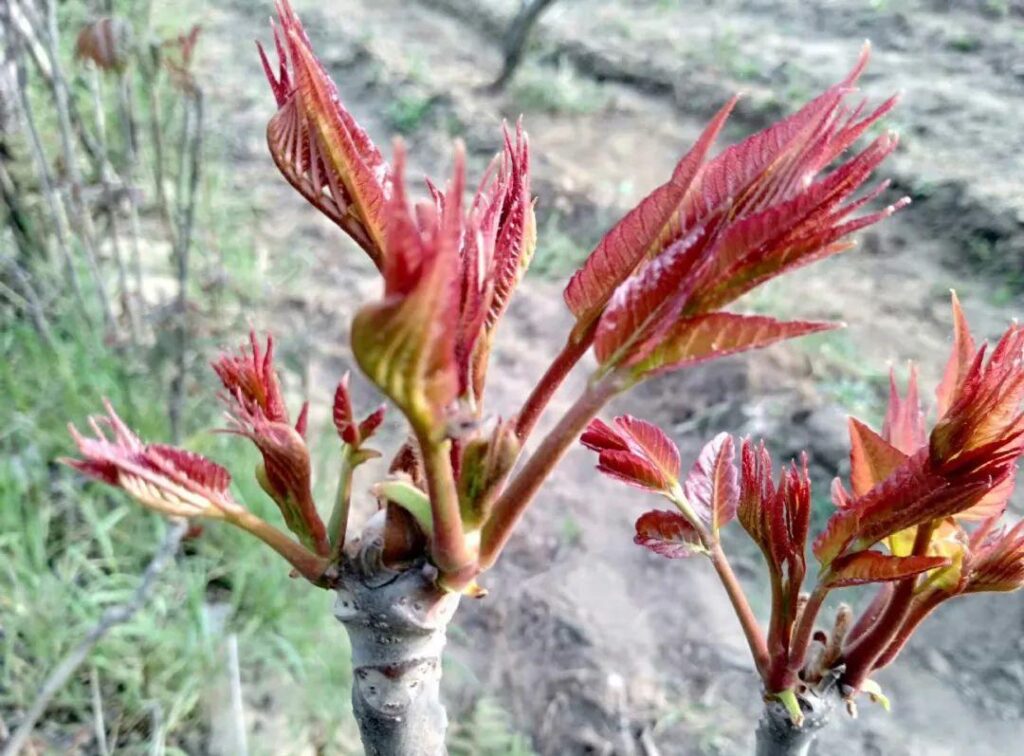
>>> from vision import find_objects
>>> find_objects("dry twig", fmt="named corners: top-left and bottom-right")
top-left (0, 519), bottom-right (188, 756)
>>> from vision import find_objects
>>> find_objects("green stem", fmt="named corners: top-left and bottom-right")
top-left (417, 434), bottom-right (472, 576)
top-left (328, 445), bottom-right (357, 561)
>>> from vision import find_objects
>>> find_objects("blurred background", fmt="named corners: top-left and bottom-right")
top-left (1, 0), bottom-right (1023, 753)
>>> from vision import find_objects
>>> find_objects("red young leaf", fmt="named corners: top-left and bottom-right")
top-left (482, 121), bottom-right (535, 332)
top-left (882, 365), bottom-right (926, 454)
top-left (681, 433), bottom-right (738, 534)
top-left (260, 0), bottom-right (391, 265)
top-left (592, 226), bottom-right (715, 367)
top-left (823, 550), bottom-right (950, 588)
top-left (960, 465), bottom-right (1016, 522)
top-left (359, 404), bottom-right (387, 442)
top-left (580, 415), bottom-right (681, 493)
top-left (814, 448), bottom-right (1013, 565)
top-left (738, 439), bottom-right (811, 574)
top-left (332, 373), bottom-right (356, 444)
top-left (931, 323), bottom-right (1024, 466)
top-left (564, 97), bottom-right (737, 333)
top-left (831, 476), bottom-right (854, 509)
top-left (212, 332), bottom-right (290, 425)
top-left (936, 291), bottom-right (976, 419)
top-left (574, 49), bottom-right (904, 376)
top-left (634, 509), bottom-right (706, 558)
top-left (965, 520), bottom-right (1024, 593)
top-left (65, 401), bottom-right (240, 519)
top-left (682, 134), bottom-right (905, 315)
top-left (848, 417), bottom-right (907, 497)
top-left (332, 372), bottom-right (386, 446)
top-left (633, 313), bottom-right (839, 378)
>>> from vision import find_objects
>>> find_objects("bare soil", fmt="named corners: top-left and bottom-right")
top-left (201, 0), bottom-right (1024, 752)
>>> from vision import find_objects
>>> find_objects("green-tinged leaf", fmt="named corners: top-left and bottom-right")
top-left (458, 420), bottom-right (519, 528)
top-left (374, 479), bottom-right (433, 536)
top-left (860, 680), bottom-right (891, 712)
top-left (823, 550), bottom-right (949, 588)
top-left (632, 312), bottom-right (839, 379)
top-left (350, 148), bottom-right (461, 439)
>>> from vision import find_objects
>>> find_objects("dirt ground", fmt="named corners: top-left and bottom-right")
top-left (202, 0), bottom-right (1024, 752)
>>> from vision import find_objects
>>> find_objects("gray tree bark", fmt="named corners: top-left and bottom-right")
top-left (334, 518), bottom-right (461, 756)
top-left (754, 687), bottom-right (836, 756)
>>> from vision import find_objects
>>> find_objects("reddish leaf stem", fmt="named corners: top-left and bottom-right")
top-left (764, 568), bottom-right (789, 688)
top-left (871, 590), bottom-right (946, 672)
top-left (514, 329), bottom-right (594, 443)
top-left (709, 541), bottom-right (771, 678)
top-left (228, 509), bottom-right (330, 585)
top-left (840, 522), bottom-right (935, 688)
top-left (480, 371), bottom-right (620, 571)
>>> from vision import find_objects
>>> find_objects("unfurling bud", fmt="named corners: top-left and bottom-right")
top-left (332, 372), bottom-right (386, 447)
top-left (64, 401), bottom-right (240, 519)
top-left (215, 332), bottom-right (329, 556)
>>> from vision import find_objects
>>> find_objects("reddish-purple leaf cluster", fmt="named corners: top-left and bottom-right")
top-left (580, 415), bottom-right (681, 493)
top-left (259, 0), bottom-right (391, 263)
top-left (580, 419), bottom-right (738, 558)
top-left (816, 297), bottom-right (1024, 566)
top-left (214, 333), bottom-right (328, 555)
top-left (262, 1), bottom-right (534, 439)
top-left (738, 440), bottom-right (811, 591)
top-left (65, 401), bottom-right (238, 519)
top-left (565, 46), bottom-right (906, 380)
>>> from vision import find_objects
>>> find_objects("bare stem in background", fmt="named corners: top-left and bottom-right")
top-left (17, 0), bottom-right (118, 333)
top-left (89, 667), bottom-right (110, 756)
top-left (0, 252), bottom-right (55, 349)
top-left (488, 0), bottom-right (561, 92)
top-left (88, 65), bottom-right (140, 344)
top-left (12, 38), bottom-right (92, 326)
top-left (8, 0), bottom-right (101, 168)
top-left (143, 57), bottom-right (176, 244)
top-left (167, 86), bottom-right (203, 443)
top-left (116, 70), bottom-right (146, 306)
top-left (0, 519), bottom-right (189, 756)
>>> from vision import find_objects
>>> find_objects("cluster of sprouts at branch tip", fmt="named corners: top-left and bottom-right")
top-left (63, 0), bottom-right (1024, 725)
top-left (582, 292), bottom-right (1024, 722)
